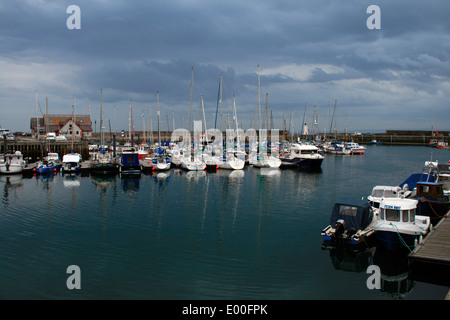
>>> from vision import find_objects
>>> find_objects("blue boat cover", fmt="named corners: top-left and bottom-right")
top-left (121, 153), bottom-right (140, 166)
top-left (329, 199), bottom-right (374, 231)
top-left (399, 173), bottom-right (434, 190)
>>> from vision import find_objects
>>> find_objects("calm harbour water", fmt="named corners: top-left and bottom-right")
top-left (1, 145), bottom-right (449, 300)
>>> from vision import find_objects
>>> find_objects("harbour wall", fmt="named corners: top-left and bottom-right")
top-left (1, 138), bottom-right (89, 161)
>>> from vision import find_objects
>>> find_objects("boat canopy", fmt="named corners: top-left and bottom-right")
top-left (121, 153), bottom-right (140, 166)
top-left (399, 173), bottom-right (434, 190)
top-left (330, 199), bottom-right (374, 231)
top-left (62, 153), bottom-right (81, 163)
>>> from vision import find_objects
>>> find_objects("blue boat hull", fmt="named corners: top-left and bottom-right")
top-left (375, 231), bottom-right (418, 251)
top-left (281, 157), bottom-right (323, 169)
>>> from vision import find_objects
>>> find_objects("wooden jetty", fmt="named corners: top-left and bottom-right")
top-left (408, 214), bottom-right (450, 286)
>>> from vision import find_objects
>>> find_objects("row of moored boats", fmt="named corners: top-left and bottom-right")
top-left (322, 159), bottom-right (450, 251)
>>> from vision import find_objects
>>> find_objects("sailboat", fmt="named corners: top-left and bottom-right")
top-left (180, 95), bottom-right (207, 171)
top-left (90, 89), bottom-right (117, 175)
top-left (215, 95), bottom-right (245, 170)
top-left (250, 65), bottom-right (281, 169)
top-left (150, 91), bottom-right (171, 171)
top-left (62, 97), bottom-right (82, 174)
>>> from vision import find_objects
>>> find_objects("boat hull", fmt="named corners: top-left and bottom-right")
top-left (91, 164), bottom-right (117, 175)
top-left (0, 164), bottom-right (25, 174)
top-left (375, 230), bottom-right (421, 251)
top-left (281, 157), bottom-right (323, 169)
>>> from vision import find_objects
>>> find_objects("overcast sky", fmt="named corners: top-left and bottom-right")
top-left (1, 0), bottom-right (450, 134)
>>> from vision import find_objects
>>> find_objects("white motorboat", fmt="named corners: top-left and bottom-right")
top-left (367, 185), bottom-right (412, 209)
top-left (0, 151), bottom-right (26, 174)
top-left (323, 141), bottom-right (351, 155)
top-left (280, 143), bottom-right (324, 169)
top-left (344, 141), bottom-right (367, 155)
top-left (61, 153), bottom-right (82, 173)
top-left (374, 198), bottom-right (430, 251)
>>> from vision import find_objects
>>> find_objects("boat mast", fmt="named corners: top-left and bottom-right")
top-left (128, 99), bottom-right (132, 144)
top-left (189, 67), bottom-right (194, 133)
top-left (100, 88), bottom-right (103, 147)
top-left (257, 65), bottom-right (261, 132)
top-left (71, 97), bottom-right (75, 152)
top-left (157, 91), bottom-right (161, 146)
top-left (201, 94), bottom-right (207, 140)
top-left (233, 94), bottom-right (238, 131)
top-left (143, 109), bottom-right (146, 144)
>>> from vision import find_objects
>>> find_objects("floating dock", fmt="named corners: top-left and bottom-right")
top-left (408, 214), bottom-right (450, 286)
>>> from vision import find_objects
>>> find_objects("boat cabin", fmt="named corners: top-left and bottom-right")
top-left (378, 198), bottom-right (418, 224)
top-left (416, 182), bottom-right (445, 200)
top-left (368, 185), bottom-right (411, 208)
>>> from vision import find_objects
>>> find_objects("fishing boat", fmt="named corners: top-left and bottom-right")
top-left (61, 153), bottom-right (82, 174)
top-left (118, 149), bottom-right (141, 175)
top-left (137, 144), bottom-right (150, 160)
top-left (344, 141), bottom-right (366, 155)
top-left (45, 152), bottom-right (61, 168)
top-left (403, 160), bottom-right (450, 222)
top-left (374, 198), bottom-right (430, 251)
top-left (280, 143), bottom-right (324, 169)
top-left (415, 181), bottom-right (450, 222)
top-left (34, 159), bottom-right (58, 174)
top-left (367, 185), bottom-right (412, 209)
top-left (0, 151), bottom-right (27, 174)
top-left (321, 199), bottom-right (377, 247)
top-left (437, 161), bottom-right (450, 194)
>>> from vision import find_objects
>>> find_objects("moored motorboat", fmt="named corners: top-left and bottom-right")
top-left (0, 151), bottom-right (26, 174)
top-left (344, 141), bottom-right (366, 155)
top-left (323, 141), bottom-right (351, 155)
top-left (118, 150), bottom-right (141, 175)
top-left (280, 143), bottom-right (324, 169)
top-left (321, 199), bottom-right (377, 247)
top-left (62, 153), bottom-right (82, 174)
top-left (374, 198), bottom-right (430, 251)
top-left (367, 185), bottom-right (412, 209)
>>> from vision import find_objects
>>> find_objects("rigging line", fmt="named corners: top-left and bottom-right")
top-left (389, 222), bottom-right (413, 253)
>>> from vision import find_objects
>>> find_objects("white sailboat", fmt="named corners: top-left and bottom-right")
top-left (151, 91), bottom-right (171, 171)
top-left (181, 95), bottom-right (207, 171)
top-left (251, 65), bottom-right (281, 169)
top-left (62, 97), bottom-right (82, 174)
top-left (215, 95), bottom-right (244, 170)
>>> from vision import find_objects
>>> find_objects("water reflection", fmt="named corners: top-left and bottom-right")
top-left (1, 175), bottom-right (24, 206)
top-left (324, 246), bottom-right (375, 273)
top-left (373, 245), bottom-right (414, 299)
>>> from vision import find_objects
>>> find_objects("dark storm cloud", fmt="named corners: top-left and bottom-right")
top-left (1, 0), bottom-right (450, 132)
